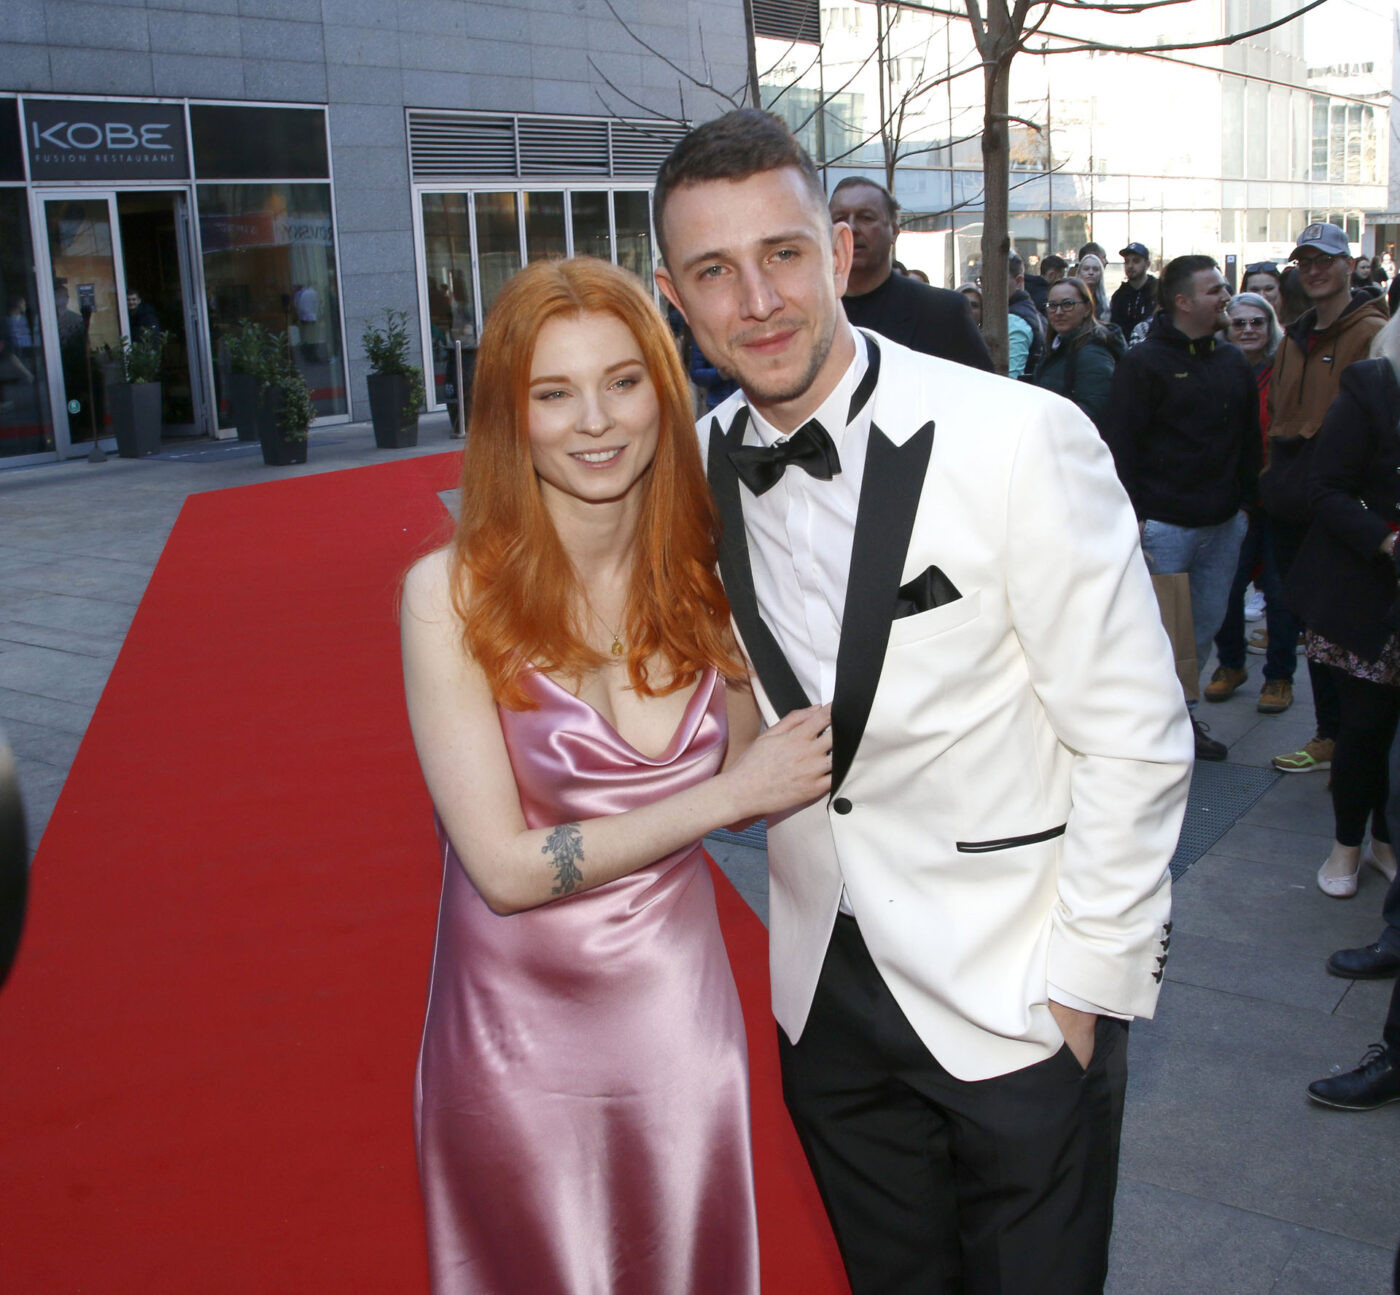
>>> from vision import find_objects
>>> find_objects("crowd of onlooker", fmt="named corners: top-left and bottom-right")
top-left (677, 173), bottom-right (1400, 1116)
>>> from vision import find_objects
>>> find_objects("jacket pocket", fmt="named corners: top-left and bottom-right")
top-left (955, 823), bottom-right (1067, 854)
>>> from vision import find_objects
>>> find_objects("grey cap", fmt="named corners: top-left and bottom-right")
top-left (1290, 223), bottom-right (1351, 260)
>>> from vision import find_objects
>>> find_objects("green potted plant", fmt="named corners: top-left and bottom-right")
top-left (108, 330), bottom-right (165, 458)
top-left (257, 349), bottom-right (314, 467)
top-left (225, 320), bottom-right (279, 442)
top-left (362, 309), bottom-right (425, 449)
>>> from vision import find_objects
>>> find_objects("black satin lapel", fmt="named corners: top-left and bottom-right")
top-left (706, 411), bottom-right (812, 718)
top-left (830, 419), bottom-right (936, 794)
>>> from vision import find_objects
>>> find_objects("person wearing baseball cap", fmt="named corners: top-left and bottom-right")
top-left (1262, 223), bottom-right (1388, 892)
top-left (1110, 243), bottom-right (1157, 338)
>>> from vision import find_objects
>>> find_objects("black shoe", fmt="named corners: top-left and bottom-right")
top-left (1307, 1044), bottom-right (1400, 1110)
top-left (1191, 716), bottom-right (1227, 762)
top-left (1326, 942), bottom-right (1400, 979)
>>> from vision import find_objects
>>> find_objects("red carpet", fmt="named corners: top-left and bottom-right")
top-left (0, 453), bottom-right (846, 1293)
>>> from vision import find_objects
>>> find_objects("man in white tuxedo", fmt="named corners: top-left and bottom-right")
top-left (654, 110), bottom-right (1192, 1295)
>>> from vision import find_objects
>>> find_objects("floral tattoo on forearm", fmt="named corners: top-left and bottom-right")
top-left (543, 823), bottom-right (584, 895)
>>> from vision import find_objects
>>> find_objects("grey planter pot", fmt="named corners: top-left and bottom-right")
top-left (257, 385), bottom-right (308, 466)
top-left (109, 381), bottom-right (163, 458)
top-left (367, 372), bottom-right (419, 448)
top-left (229, 371), bottom-right (260, 442)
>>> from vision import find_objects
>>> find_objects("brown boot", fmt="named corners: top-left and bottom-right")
top-left (1257, 679), bottom-right (1293, 713)
top-left (1204, 665), bottom-right (1247, 702)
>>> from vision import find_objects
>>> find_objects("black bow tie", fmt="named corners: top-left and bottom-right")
top-left (727, 419), bottom-right (841, 496)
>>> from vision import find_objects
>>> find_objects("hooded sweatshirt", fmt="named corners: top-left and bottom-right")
top-left (1267, 289), bottom-right (1388, 443)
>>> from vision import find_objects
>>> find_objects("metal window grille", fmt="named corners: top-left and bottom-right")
top-left (408, 112), bottom-right (688, 181)
top-left (752, 0), bottom-right (821, 43)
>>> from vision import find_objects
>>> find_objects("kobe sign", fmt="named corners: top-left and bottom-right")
top-left (25, 99), bottom-right (189, 181)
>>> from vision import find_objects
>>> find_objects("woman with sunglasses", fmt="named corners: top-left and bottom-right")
top-left (1031, 276), bottom-right (1121, 431)
top-left (1206, 294), bottom-right (1295, 713)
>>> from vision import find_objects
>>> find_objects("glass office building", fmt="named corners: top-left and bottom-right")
top-left (756, 0), bottom-right (1394, 289)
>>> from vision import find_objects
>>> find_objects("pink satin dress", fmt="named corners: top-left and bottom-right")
top-left (413, 666), bottom-right (760, 1294)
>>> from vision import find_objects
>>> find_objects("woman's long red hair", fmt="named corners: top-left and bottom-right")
top-left (449, 257), bottom-right (743, 709)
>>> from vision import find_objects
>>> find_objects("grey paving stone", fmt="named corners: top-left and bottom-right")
top-left (1210, 820), bottom-right (1337, 870)
top-left (1164, 927), bottom-right (1354, 1013)
top-left (1329, 973), bottom-right (1397, 1027)
top-left (1123, 983), bottom-right (1398, 1247)
top-left (1267, 1226), bottom-right (1397, 1294)
top-left (0, 646), bottom-right (113, 710)
top-left (13, 756), bottom-right (64, 852)
top-left (1240, 773), bottom-right (1337, 836)
top-left (0, 716), bottom-right (83, 772)
top-left (1, 555), bottom-right (153, 606)
top-left (1107, 1178), bottom-right (1300, 1295)
top-left (0, 687), bottom-right (94, 737)
top-left (1171, 852), bottom-right (1382, 961)
top-left (2, 593), bottom-right (136, 640)
top-left (705, 838), bottom-right (768, 925)
top-left (0, 619), bottom-right (121, 661)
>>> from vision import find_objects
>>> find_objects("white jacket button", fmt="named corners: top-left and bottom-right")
top-left (832, 798), bottom-right (852, 814)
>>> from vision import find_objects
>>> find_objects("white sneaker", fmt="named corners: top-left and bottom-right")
top-left (1244, 589), bottom-right (1266, 622)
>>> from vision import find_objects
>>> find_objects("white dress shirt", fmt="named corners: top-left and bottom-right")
top-left (741, 326), bottom-right (869, 709)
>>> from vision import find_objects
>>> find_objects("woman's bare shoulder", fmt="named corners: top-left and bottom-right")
top-left (402, 545), bottom-right (463, 623)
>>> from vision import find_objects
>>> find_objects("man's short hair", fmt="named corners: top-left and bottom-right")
top-left (1160, 254), bottom-right (1219, 310)
top-left (1008, 252), bottom-right (1025, 279)
top-left (1041, 254), bottom-right (1068, 275)
top-left (830, 175), bottom-right (900, 223)
top-left (654, 109), bottom-right (826, 263)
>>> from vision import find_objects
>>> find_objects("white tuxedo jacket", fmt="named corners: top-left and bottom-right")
top-left (702, 333), bottom-right (1193, 1082)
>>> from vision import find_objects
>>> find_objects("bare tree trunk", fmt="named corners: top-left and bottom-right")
top-left (979, 55), bottom-right (1011, 375)
top-left (741, 0), bottom-right (762, 108)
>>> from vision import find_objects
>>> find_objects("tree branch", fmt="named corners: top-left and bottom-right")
top-left (1039, 0), bottom-right (1325, 55)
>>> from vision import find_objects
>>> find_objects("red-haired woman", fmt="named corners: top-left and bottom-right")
top-left (401, 257), bottom-right (831, 1294)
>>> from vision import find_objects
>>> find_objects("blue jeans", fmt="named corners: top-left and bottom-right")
top-left (1141, 512), bottom-right (1249, 693)
top-left (1213, 513), bottom-right (1295, 681)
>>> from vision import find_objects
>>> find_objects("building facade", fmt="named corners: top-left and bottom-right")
top-left (0, 0), bottom-right (747, 463)
top-left (756, 0), bottom-right (1394, 290)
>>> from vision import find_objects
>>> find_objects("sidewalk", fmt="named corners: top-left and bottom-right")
top-left (3, 426), bottom-right (1396, 1293)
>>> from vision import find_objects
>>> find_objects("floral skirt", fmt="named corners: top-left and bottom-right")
top-left (1305, 629), bottom-right (1400, 686)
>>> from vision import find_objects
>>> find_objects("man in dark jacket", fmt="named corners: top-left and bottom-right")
top-left (1109, 243), bottom-right (1157, 338)
top-left (828, 177), bottom-right (992, 371)
top-left (1103, 255), bottom-right (1262, 761)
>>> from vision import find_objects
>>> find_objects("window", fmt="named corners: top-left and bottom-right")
top-left (190, 105), bottom-right (328, 180)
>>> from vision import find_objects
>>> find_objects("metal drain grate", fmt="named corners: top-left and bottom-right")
top-left (1168, 761), bottom-right (1279, 880)
top-left (707, 762), bottom-right (1281, 882)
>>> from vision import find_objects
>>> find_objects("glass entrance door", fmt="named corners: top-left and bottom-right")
top-left (39, 193), bottom-right (124, 454)
top-left (115, 190), bottom-right (212, 440)
top-left (36, 188), bottom-right (214, 457)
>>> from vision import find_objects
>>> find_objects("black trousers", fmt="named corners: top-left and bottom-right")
top-left (779, 915), bottom-right (1128, 1295)
top-left (1328, 668), bottom-right (1400, 847)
